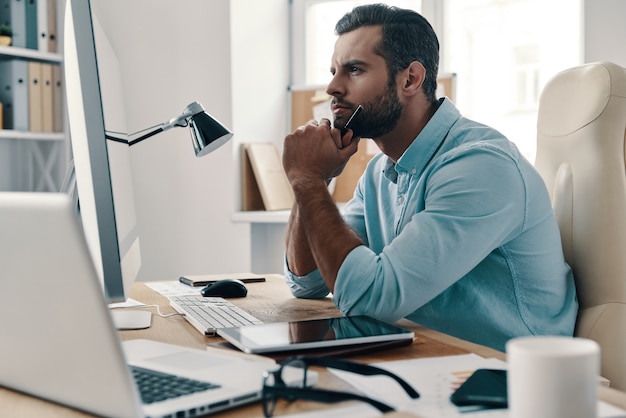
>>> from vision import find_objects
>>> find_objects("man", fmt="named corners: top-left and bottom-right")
top-left (281, 4), bottom-right (577, 351)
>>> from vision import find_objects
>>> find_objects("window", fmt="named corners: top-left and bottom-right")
top-left (442, 0), bottom-right (582, 162)
top-left (514, 44), bottom-right (541, 109)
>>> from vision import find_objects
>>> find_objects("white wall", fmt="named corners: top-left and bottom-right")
top-left (92, 0), bottom-right (290, 281)
top-left (584, 0), bottom-right (626, 67)
top-left (230, 0), bottom-right (291, 201)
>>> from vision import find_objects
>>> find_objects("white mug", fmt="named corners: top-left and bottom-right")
top-left (506, 336), bottom-right (600, 418)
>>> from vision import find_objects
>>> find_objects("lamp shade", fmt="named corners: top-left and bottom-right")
top-left (189, 111), bottom-right (233, 157)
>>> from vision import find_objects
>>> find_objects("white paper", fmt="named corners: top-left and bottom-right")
top-left (278, 354), bottom-right (626, 418)
top-left (145, 281), bottom-right (202, 297)
top-left (329, 354), bottom-right (508, 417)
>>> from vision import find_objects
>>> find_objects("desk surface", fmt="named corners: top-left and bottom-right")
top-left (2, 274), bottom-right (626, 417)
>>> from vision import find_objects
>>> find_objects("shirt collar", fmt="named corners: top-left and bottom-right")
top-left (383, 98), bottom-right (461, 182)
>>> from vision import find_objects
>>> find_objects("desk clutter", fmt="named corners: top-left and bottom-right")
top-left (150, 280), bottom-right (415, 358)
top-left (143, 279), bottom-right (626, 418)
top-left (4, 245), bottom-right (626, 418)
top-left (277, 354), bottom-right (625, 418)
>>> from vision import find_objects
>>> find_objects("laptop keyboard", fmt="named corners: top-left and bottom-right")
top-left (131, 366), bottom-right (220, 405)
top-left (169, 296), bottom-right (263, 336)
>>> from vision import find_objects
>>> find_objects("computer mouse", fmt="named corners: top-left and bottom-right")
top-left (200, 279), bottom-right (248, 298)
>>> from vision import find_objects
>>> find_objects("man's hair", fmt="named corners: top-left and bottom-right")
top-left (335, 3), bottom-right (439, 103)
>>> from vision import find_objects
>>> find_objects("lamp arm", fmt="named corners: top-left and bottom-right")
top-left (105, 117), bottom-right (182, 146)
top-left (105, 126), bottom-right (165, 146)
top-left (105, 133), bottom-right (131, 144)
top-left (113, 102), bottom-right (203, 146)
top-left (127, 126), bottom-right (165, 146)
top-left (103, 101), bottom-right (225, 156)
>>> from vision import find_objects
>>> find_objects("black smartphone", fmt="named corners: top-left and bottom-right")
top-left (450, 368), bottom-right (508, 408)
top-left (339, 105), bottom-right (363, 136)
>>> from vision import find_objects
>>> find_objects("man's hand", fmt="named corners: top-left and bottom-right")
top-left (283, 118), bottom-right (359, 187)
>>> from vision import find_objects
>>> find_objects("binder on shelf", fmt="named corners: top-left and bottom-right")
top-left (40, 62), bottom-right (53, 132)
top-left (27, 60), bottom-right (43, 132)
top-left (241, 143), bottom-right (294, 211)
top-left (0, 0), bottom-right (27, 48)
top-left (25, 0), bottom-right (38, 50)
top-left (52, 64), bottom-right (63, 132)
top-left (0, 60), bottom-right (29, 131)
top-left (46, 0), bottom-right (56, 52)
top-left (36, 0), bottom-right (47, 52)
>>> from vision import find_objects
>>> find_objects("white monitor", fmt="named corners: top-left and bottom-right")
top-left (64, 0), bottom-right (146, 328)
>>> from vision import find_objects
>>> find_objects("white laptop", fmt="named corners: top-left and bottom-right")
top-left (0, 193), bottom-right (309, 418)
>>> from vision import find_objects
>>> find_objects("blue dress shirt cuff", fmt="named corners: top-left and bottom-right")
top-left (284, 258), bottom-right (330, 298)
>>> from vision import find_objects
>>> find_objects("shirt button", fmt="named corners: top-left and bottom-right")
top-left (398, 196), bottom-right (404, 204)
top-left (411, 167), bottom-right (417, 174)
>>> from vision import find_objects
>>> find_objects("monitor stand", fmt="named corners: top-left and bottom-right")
top-left (110, 310), bottom-right (152, 330)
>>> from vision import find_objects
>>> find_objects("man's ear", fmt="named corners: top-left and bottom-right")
top-left (400, 61), bottom-right (426, 97)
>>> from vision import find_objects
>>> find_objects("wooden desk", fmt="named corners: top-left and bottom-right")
top-left (2, 274), bottom-right (626, 417)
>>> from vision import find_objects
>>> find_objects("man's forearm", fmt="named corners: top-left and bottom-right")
top-left (285, 203), bottom-right (318, 276)
top-left (291, 178), bottom-right (363, 292)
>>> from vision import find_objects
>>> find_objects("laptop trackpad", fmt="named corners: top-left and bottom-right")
top-left (147, 351), bottom-right (236, 371)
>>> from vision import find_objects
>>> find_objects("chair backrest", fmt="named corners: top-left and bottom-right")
top-left (535, 61), bottom-right (626, 390)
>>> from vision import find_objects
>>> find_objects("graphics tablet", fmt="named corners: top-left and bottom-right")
top-left (217, 316), bottom-right (414, 354)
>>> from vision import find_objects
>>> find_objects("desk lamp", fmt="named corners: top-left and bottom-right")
top-left (61, 101), bottom-right (232, 330)
top-left (104, 101), bottom-right (231, 329)
top-left (62, 100), bottom-right (232, 213)
top-left (105, 101), bottom-right (233, 156)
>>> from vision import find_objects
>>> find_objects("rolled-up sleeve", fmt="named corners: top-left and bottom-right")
top-left (284, 258), bottom-right (330, 298)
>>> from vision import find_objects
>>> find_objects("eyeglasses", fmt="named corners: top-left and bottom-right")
top-left (261, 356), bottom-right (420, 417)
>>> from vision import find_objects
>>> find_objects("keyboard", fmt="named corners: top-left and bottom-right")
top-left (131, 365), bottom-right (220, 404)
top-left (169, 296), bottom-right (263, 336)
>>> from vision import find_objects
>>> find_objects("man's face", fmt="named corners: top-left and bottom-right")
top-left (327, 25), bottom-right (403, 139)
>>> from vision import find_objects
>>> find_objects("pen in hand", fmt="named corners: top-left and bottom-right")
top-left (339, 105), bottom-right (363, 137)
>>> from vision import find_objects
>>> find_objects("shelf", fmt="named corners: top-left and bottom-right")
top-left (232, 210), bottom-right (291, 224)
top-left (232, 203), bottom-right (345, 224)
top-left (0, 45), bottom-right (63, 64)
top-left (0, 0), bottom-right (66, 193)
top-left (0, 129), bottom-right (65, 141)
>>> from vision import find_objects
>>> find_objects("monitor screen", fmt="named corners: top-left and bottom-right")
top-left (63, 0), bottom-right (141, 305)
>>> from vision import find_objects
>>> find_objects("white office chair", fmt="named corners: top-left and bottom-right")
top-left (534, 61), bottom-right (626, 390)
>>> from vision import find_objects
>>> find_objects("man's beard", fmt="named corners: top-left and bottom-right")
top-left (335, 83), bottom-right (403, 139)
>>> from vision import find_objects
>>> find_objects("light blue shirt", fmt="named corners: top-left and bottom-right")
top-left (285, 98), bottom-right (578, 351)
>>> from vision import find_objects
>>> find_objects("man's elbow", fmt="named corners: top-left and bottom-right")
top-left (287, 282), bottom-right (330, 299)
